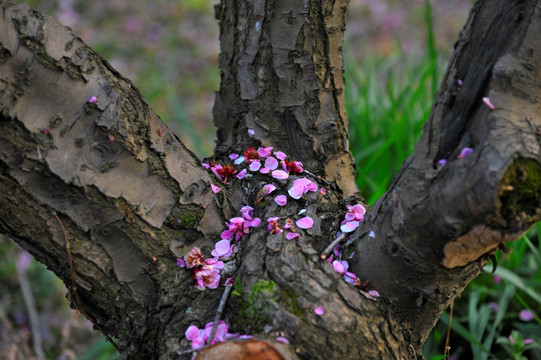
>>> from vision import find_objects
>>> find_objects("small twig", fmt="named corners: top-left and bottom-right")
top-left (15, 252), bottom-right (46, 360)
top-left (444, 299), bottom-right (454, 359)
top-left (54, 211), bottom-right (80, 309)
top-left (207, 281), bottom-right (234, 346)
top-left (302, 169), bottom-right (333, 185)
top-left (0, 174), bottom-right (17, 186)
top-left (53, 211), bottom-right (120, 352)
top-left (219, 0), bottom-right (226, 34)
top-left (177, 346), bottom-right (204, 357)
top-left (320, 233), bottom-right (346, 260)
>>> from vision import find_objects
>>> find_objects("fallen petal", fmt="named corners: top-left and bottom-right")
top-left (458, 147), bottom-right (474, 159)
top-left (482, 97), bottom-right (495, 110)
top-left (275, 195), bottom-right (287, 206)
top-left (263, 184), bottom-right (277, 195)
top-left (248, 129), bottom-right (255, 135)
top-left (236, 169), bottom-right (247, 179)
top-left (234, 156), bottom-right (246, 165)
top-left (332, 260), bottom-right (346, 274)
top-left (249, 161), bottom-right (262, 171)
top-left (314, 306), bottom-right (325, 316)
top-left (286, 232), bottom-right (299, 240)
top-left (185, 325), bottom-right (200, 341)
top-left (274, 151), bottom-right (287, 160)
top-left (211, 184), bottom-right (221, 194)
top-left (340, 221), bottom-right (359, 233)
top-left (272, 170), bottom-right (289, 180)
top-left (265, 156), bottom-right (279, 170)
top-left (296, 216), bottom-right (313, 229)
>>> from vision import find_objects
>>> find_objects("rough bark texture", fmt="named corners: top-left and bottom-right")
top-left (351, 0), bottom-right (541, 351)
top-left (1, 0), bottom-right (540, 359)
top-left (212, 0), bottom-right (359, 198)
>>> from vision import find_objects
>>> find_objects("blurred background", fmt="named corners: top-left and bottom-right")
top-left (2, 1), bottom-right (540, 359)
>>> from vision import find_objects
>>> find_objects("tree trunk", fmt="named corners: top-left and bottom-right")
top-left (0, 0), bottom-right (539, 359)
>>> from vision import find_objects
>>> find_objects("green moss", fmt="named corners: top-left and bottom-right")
top-left (499, 158), bottom-right (541, 224)
top-left (167, 206), bottom-right (205, 230)
top-left (176, 212), bottom-right (201, 229)
top-left (231, 279), bottom-right (279, 332)
top-left (280, 288), bottom-right (303, 317)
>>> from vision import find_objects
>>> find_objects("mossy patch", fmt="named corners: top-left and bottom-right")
top-left (230, 279), bottom-right (279, 332)
top-left (279, 288), bottom-right (303, 317)
top-left (498, 158), bottom-right (541, 227)
top-left (166, 205), bottom-right (204, 230)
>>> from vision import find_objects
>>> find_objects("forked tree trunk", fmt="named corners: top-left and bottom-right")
top-left (0, 0), bottom-right (540, 359)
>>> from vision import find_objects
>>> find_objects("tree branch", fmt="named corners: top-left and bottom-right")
top-left (351, 0), bottom-right (541, 349)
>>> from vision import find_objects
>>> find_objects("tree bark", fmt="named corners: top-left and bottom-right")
top-left (0, 0), bottom-right (540, 359)
top-left (351, 0), bottom-right (541, 349)
top-left (212, 0), bottom-right (359, 198)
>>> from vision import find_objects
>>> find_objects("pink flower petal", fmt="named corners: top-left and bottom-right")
top-left (272, 170), bottom-right (289, 180)
top-left (257, 147), bottom-right (273, 158)
top-left (247, 218), bottom-right (261, 227)
top-left (314, 306), bottom-right (325, 316)
top-left (519, 309), bottom-right (534, 322)
top-left (236, 168), bottom-right (247, 179)
top-left (482, 97), bottom-right (495, 110)
top-left (265, 157), bottom-right (279, 170)
top-left (211, 239), bottom-right (233, 258)
top-left (274, 151), bottom-right (287, 160)
top-left (351, 204), bottom-right (366, 221)
top-left (185, 325), bottom-right (200, 341)
top-left (221, 229), bottom-right (234, 240)
top-left (288, 182), bottom-right (305, 199)
top-left (248, 129), bottom-right (255, 135)
top-left (275, 195), bottom-right (287, 206)
top-left (332, 260), bottom-right (346, 274)
top-left (319, 187), bottom-right (327, 195)
top-left (263, 184), bottom-right (277, 195)
top-left (88, 95), bottom-right (98, 104)
top-left (260, 167), bottom-right (270, 174)
top-left (211, 184), bottom-right (221, 194)
top-left (240, 206), bottom-right (254, 220)
top-left (368, 290), bottom-right (380, 298)
top-left (229, 153), bottom-right (239, 160)
top-left (276, 336), bottom-right (289, 344)
top-left (340, 221), bottom-right (359, 233)
top-left (458, 147), bottom-right (474, 159)
top-left (286, 232), bottom-right (299, 240)
top-left (234, 156), bottom-right (245, 165)
top-left (249, 161), bottom-right (261, 171)
top-left (296, 216), bottom-right (313, 229)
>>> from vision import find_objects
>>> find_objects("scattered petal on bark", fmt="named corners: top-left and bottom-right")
top-left (275, 195), bottom-right (287, 206)
top-left (482, 97), bottom-right (495, 110)
top-left (296, 216), bottom-right (313, 229)
top-left (314, 306), bottom-right (325, 316)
